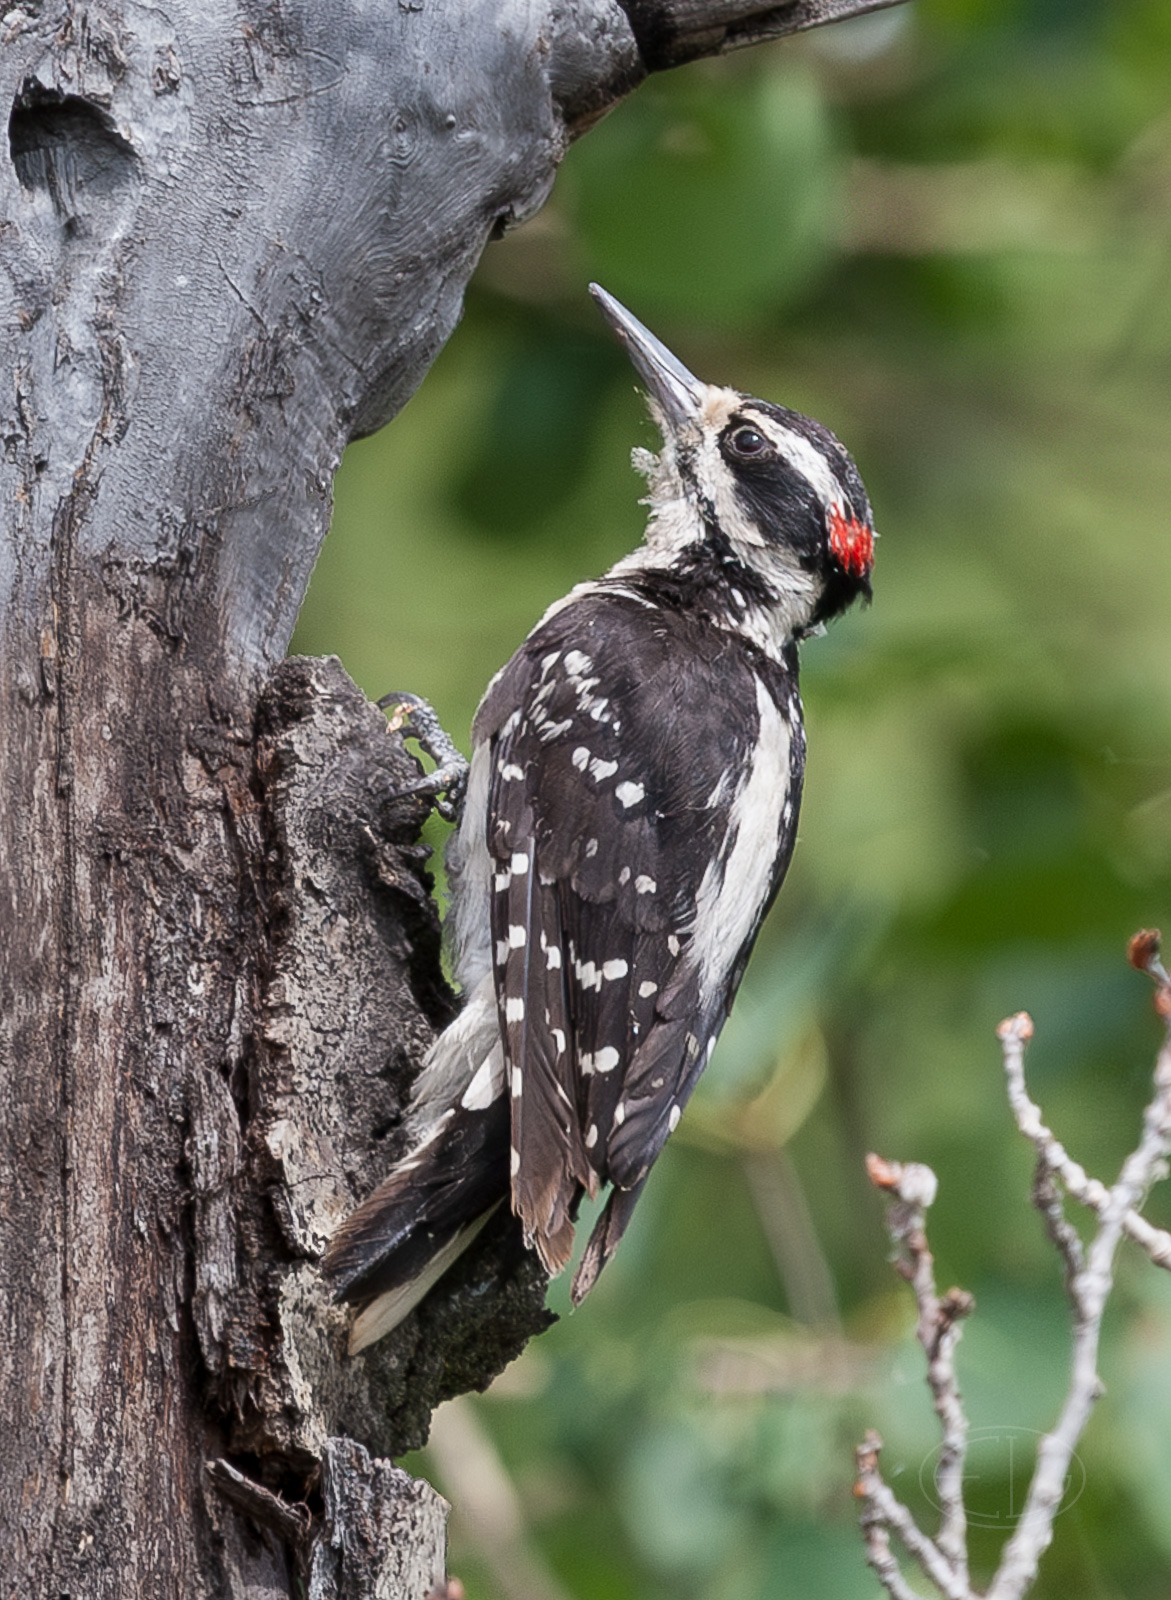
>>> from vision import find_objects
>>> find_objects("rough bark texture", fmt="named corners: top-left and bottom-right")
top-left (0, 0), bottom-right (899, 1593)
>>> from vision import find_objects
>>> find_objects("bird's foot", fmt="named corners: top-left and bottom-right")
top-left (379, 691), bottom-right (468, 822)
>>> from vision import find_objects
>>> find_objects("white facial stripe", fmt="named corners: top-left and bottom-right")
top-left (698, 390), bottom-right (845, 512)
top-left (744, 410), bottom-right (842, 509)
top-left (698, 432), bottom-right (764, 546)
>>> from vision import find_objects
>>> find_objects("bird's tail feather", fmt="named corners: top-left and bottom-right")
top-left (570, 1175), bottom-right (648, 1306)
top-left (322, 1094), bottom-right (510, 1349)
top-left (346, 1210), bottom-right (497, 1353)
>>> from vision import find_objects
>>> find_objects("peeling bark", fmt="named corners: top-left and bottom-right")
top-left (0, 0), bottom-right (899, 1592)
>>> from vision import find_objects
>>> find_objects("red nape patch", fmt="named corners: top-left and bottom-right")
top-left (828, 504), bottom-right (874, 578)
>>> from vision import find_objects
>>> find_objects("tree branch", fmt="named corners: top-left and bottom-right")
top-left (615, 0), bottom-right (906, 71)
top-left (856, 936), bottom-right (1171, 1600)
top-left (859, 1161), bottom-right (972, 1600)
top-left (987, 987), bottom-right (1171, 1600)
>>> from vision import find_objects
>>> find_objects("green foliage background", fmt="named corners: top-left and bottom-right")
top-left (293, 2), bottom-right (1171, 1594)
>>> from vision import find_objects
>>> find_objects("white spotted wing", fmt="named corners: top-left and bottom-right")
top-left (473, 590), bottom-right (805, 1283)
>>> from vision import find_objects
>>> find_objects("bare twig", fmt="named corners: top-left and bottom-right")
top-left (859, 1158), bottom-right (973, 1598)
top-left (1031, 1160), bottom-right (1085, 1296)
top-left (855, 1431), bottom-right (951, 1600)
top-left (1000, 1010), bottom-right (1171, 1274)
top-left (856, 933), bottom-right (1171, 1600)
top-left (866, 1155), bottom-right (973, 1588)
top-left (986, 989), bottom-right (1171, 1600)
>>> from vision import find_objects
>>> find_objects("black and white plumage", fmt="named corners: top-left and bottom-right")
top-left (323, 286), bottom-right (876, 1352)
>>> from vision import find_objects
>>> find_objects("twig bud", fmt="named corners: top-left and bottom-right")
top-left (865, 1153), bottom-right (900, 1191)
top-left (866, 1154), bottom-right (938, 1207)
top-left (1128, 928), bottom-right (1162, 972)
top-left (1129, 928), bottom-right (1171, 991)
top-left (997, 1011), bottom-right (1034, 1043)
top-left (939, 1287), bottom-right (976, 1327)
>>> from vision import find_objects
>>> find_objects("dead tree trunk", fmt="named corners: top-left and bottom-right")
top-left (0, 2), bottom-right (898, 1594)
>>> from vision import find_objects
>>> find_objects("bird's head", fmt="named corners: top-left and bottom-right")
top-left (591, 284), bottom-right (875, 655)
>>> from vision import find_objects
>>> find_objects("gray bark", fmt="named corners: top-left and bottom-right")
top-left (0, 0), bottom-right (899, 1593)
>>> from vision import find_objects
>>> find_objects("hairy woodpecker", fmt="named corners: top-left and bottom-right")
top-left (323, 286), bottom-right (876, 1352)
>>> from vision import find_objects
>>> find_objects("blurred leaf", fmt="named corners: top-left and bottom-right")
top-left (447, 314), bottom-right (623, 536)
top-left (561, 63), bottom-right (838, 329)
top-left (1109, 1270), bottom-right (1171, 1559)
top-left (621, 1417), bottom-right (743, 1575)
top-left (751, 1520), bottom-right (884, 1600)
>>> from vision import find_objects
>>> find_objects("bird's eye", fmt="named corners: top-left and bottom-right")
top-left (728, 426), bottom-right (769, 459)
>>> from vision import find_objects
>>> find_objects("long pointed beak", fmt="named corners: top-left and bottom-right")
top-left (590, 284), bottom-right (704, 430)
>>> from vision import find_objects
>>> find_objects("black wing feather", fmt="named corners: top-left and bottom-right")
top-left (475, 591), bottom-right (801, 1282)
top-left (323, 1098), bottom-right (510, 1309)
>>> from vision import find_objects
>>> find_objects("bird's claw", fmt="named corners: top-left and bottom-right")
top-left (396, 763), bottom-right (468, 822)
top-left (379, 692), bottom-right (469, 822)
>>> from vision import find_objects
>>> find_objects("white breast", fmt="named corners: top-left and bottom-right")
top-left (687, 674), bottom-right (793, 1007)
top-left (446, 736), bottom-right (495, 992)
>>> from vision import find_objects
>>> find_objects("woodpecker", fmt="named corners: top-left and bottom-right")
top-left (323, 286), bottom-right (876, 1352)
